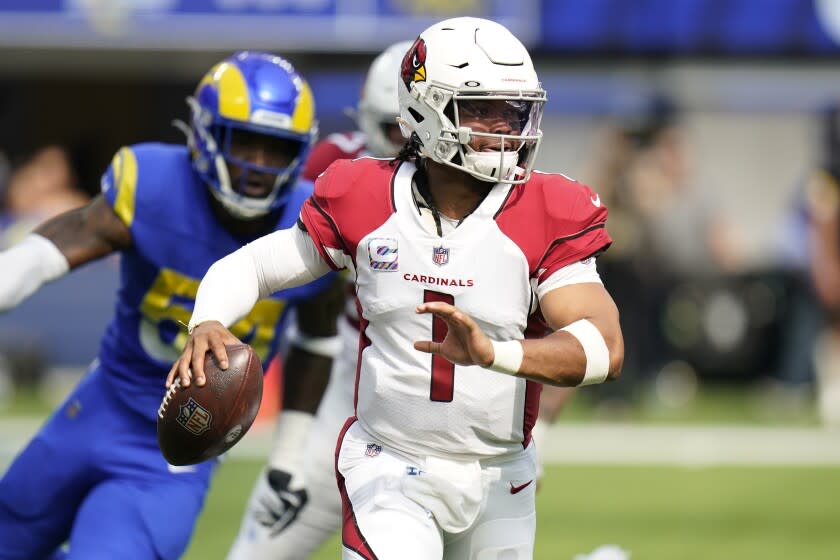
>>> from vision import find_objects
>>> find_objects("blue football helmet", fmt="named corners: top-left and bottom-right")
top-left (187, 51), bottom-right (317, 219)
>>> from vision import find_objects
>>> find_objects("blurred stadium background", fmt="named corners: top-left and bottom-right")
top-left (2, 1), bottom-right (840, 558)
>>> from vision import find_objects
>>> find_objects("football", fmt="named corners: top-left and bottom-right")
top-left (157, 343), bottom-right (263, 466)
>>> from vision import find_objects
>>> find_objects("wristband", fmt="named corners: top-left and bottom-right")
top-left (488, 339), bottom-right (524, 376)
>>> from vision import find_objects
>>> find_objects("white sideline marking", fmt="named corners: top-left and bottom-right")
top-left (2, 419), bottom-right (840, 468)
top-left (537, 423), bottom-right (840, 466)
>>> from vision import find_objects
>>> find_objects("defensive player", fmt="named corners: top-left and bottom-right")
top-left (227, 40), bottom-right (412, 560)
top-left (0, 52), bottom-right (341, 559)
top-left (172, 18), bottom-right (624, 560)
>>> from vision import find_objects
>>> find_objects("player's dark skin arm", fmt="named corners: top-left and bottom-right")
top-left (281, 276), bottom-right (346, 414)
top-left (34, 194), bottom-right (133, 267)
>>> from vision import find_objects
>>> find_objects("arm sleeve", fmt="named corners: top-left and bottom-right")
top-left (0, 234), bottom-right (69, 312)
top-left (536, 257), bottom-right (602, 301)
top-left (188, 226), bottom-right (331, 329)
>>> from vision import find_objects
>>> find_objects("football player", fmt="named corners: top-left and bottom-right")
top-left (226, 40), bottom-right (412, 560)
top-left (228, 39), bottom-right (577, 560)
top-left (172, 17), bottom-right (624, 560)
top-left (0, 52), bottom-right (342, 559)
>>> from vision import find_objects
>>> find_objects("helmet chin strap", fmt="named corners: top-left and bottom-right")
top-left (396, 116), bottom-right (414, 142)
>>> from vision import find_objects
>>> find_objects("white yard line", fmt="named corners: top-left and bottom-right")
top-left (2, 419), bottom-right (839, 468)
top-left (538, 423), bottom-right (840, 466)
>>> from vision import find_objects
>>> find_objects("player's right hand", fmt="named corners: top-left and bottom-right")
top-left (414, 301), bottom-right (494, 367)
top-left (166, 320), bottom-right (241, 388)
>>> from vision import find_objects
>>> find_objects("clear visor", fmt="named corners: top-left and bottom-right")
top-left (453, 92), bottom-right (545, 140)
top-left (456, 99), bottom-right (536, 136)
top-left (449, 92), bottom-right (545, 182)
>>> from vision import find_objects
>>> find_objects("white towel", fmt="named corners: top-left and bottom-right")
top-left (401, 456), bottom-right (484, 534)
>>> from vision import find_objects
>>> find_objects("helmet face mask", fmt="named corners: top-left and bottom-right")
top-left (215, 125), bottom-right (304, 202)
top-left (398, 18), bottom-right (546, 184)
top-left (188, 51), bottom-right (317, 219)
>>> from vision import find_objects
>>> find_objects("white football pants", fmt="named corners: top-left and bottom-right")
top-left (336, 419), bottom-right (537, 560)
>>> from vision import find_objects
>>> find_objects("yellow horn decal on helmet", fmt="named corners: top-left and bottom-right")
top-left (213, 62), bottom-right (250, 121)
top-left (290, 80), bottom-right (315, 134)
top-left (196, 63), bottom-right (221, 91)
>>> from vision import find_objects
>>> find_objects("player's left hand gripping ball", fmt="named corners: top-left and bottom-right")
top-left (157, 344), bottom-right (263, 466)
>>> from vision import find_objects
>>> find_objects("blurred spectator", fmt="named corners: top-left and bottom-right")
top-left (758, 110), bottom-right (830, 403)
top-left (807, 103), bottom-right (840, 426)
top-left (583, 95), bottom-right (745, 407)
top-left (0, 145), bottom-right (88, 248)
top-left (623, 96), bottom-right (743, 278)
top-left (0, 146), bottom-right (90, 396)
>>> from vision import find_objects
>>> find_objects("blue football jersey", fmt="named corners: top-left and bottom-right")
top-left (98, 143), bottom-right (331, 419)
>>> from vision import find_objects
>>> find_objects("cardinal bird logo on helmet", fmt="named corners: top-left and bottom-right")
top-left (401, 38), bottom-right (427, 89)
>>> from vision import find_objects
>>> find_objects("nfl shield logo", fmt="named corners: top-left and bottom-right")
top-left (432, 246), bottom-right (449, 266)
top-left (176, 397), bottom-right (213, 435)
top-left (365, 443), bottom-right (382, 457)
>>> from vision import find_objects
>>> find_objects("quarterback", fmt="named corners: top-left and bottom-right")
top-left (173, 18), bottom-right (623, 560)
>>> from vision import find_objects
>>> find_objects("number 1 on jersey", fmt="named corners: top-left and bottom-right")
top-left (424, 290), bottom-right (455, 402)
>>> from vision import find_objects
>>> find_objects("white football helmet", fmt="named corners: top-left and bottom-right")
top-left (398, 17), bottom-right (546, 183)
top-left (358, 40), bottom-right (413, 158)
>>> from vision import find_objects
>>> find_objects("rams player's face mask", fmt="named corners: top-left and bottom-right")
top-left (223, 129), bottom-right (303, 200)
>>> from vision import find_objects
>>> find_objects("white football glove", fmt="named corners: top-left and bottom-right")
top-left (252, 468), bottom-right (309, 535)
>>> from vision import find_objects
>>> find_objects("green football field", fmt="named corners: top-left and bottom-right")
top-left (184, 459), bottom-right (840, 560)
top-left (3, 384), bottom-right (838, 558)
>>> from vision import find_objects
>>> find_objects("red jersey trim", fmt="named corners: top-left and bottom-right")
top-left (335, 417), bottom-right (379, 560)
top-left (305, 198), bottom-right (355, 270)
top-left (534, 222), bottom-right (611, 280)
top-left (522, 380), bottom-right (542, 448)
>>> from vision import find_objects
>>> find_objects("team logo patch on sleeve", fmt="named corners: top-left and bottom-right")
top-left (368, 238), bottom-right (399, 271)
top-left (176, 397), bottom-right (213, 435)
top-left (432, 246), bottom-right (449, 266)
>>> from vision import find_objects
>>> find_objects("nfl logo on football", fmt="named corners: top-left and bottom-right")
top-left (176, 397), bottom-right (213, 435)
top-left (432, 246), bottom-right (449, 266)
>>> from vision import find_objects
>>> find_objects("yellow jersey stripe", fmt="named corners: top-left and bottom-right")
top-left (114, 147), bottom-right (138, 226)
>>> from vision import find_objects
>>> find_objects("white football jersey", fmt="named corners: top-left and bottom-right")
top-left (300, 159), bottom-right (610, 459)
